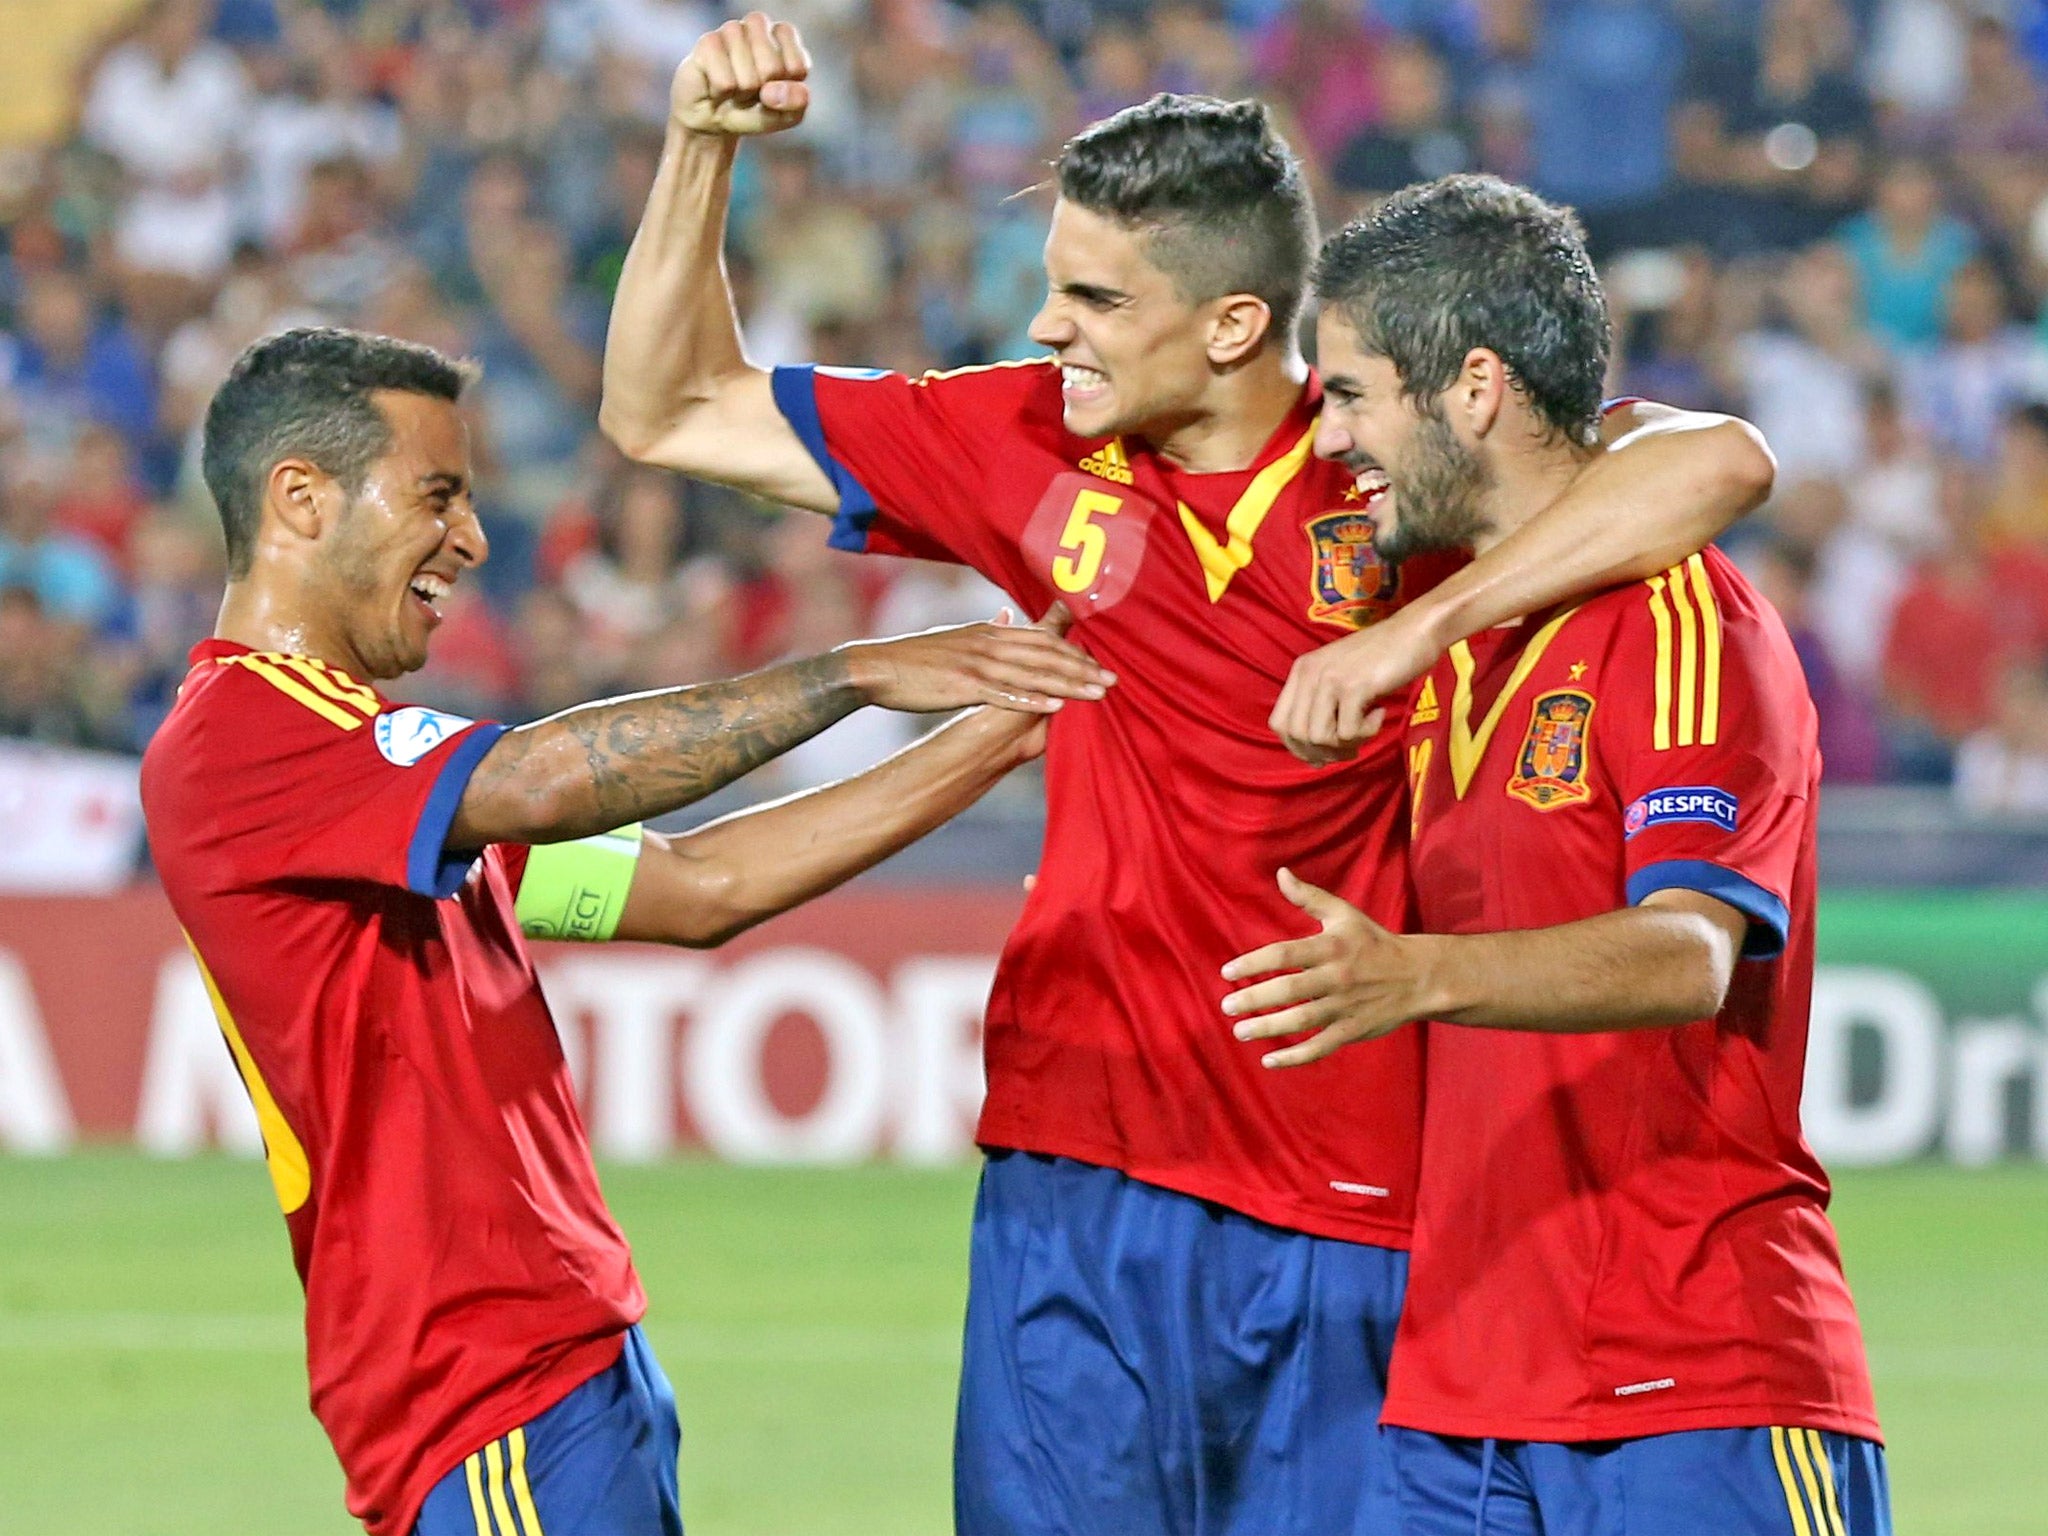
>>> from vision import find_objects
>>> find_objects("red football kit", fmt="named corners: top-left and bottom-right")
top-left (774, 359), bottom-right (1457, 1246)
top-left (1393, 548), bottom-right (1880, 1443)
top-left (141, 641), bottom-right (644, 1536)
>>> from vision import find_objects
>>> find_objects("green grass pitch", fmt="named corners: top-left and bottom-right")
top-left (0, 1155), bottom-right (2041, 1535)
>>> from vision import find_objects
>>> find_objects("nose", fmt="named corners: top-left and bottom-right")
top-left (1312, 412), bottom-right (1351, 463)
top-left (1028, 295), bottom-right (1072, 352)
top-left (448, 501), bottom-right (490, 569)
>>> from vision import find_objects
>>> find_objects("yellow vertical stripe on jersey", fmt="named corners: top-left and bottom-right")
top-left (485, 1439), bottom-right (522, 1536)
top-left (509, 1427), bottom-right (546, 1535)
top-left (1687, 554), bottom-right (1723, 746)
top-left (465, 1453), bottom-right (493, 1536)
top-left (274, 655), bottom-right (379, 717)
top-left (1666, 563), bottom-right (1700, 747)
top-left (1175, 423), bottom-right (1318, 601)
top-left (183, 936), bottom-right (311, 1215)
top-left (1771, 1427), bottom-right (1816, 1536)
top-left (1804, 1430), bottom-right (1848, 1536)
top-left (1445, 607), bottom-right (1580, 798)
top-left (232, 655), bottom-right (364, 730)
top-left (1646, 576), bottom-right (1675, 750)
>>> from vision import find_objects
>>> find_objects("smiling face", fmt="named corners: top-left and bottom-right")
top-left (1312, 310), bottom-right (1491, 563)
top-left (1027, 199), bottom-right (1223, 443)
top-left (311, 391), bottom-right (486, 680)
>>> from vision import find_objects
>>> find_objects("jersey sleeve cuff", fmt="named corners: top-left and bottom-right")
top-left (406, 722), bottom-right (508, 898)
top-left (1601, 396), bottom-right (1646, 417)
top-left (1626, 859), bottom-right (1789, 960)
top-left (770, 364), bottom-right (882, 553)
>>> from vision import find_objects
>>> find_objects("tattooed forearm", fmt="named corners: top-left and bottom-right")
top-left (452, 653), bottom-right (861, 847)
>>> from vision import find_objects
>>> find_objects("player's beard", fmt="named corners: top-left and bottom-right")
top-left (1374, 410), bottom-right (1493, 564)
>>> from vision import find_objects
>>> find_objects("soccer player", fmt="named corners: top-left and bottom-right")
top-left (599, 16), bottom-right (1776, 1531)
top-left (140, 326), bottom-right (1114, 1536)
top-left (1222, 176), bottom-right (1888, 1536)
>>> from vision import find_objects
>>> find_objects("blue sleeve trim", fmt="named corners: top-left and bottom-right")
top-left (1626, 858), bottom-right (1790, 960)
top-left (406, 722), bottom-right (508, 898)
top-left (770, 364), bottom-right (882, 552)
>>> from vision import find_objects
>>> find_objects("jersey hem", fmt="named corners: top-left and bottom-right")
top-left (372, 1327), bottom-right (632, 1536)
top-left (975, 1123), bottom-right (1415, 1250)
top-left (1381, 1394), bottom-right (1883, 1447)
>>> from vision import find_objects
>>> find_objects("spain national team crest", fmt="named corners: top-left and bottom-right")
top-left (1506, 689), bottom-right (1596, 810)
top-left (1305, 511), bottom-right (1401, 630)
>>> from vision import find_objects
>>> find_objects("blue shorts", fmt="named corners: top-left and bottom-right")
top-left (956, 1150), bottom-right (1409, 1536)
top-left (413, 1325), bottom-right (682, 1536)
top-left (1385, 1423), bottom-right (1890, 1536)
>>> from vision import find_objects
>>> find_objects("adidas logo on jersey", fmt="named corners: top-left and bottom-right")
top-left (1078, 438), bottom-right (1134, 485)
top-left (1411, 676), bottom-right (1442, 725)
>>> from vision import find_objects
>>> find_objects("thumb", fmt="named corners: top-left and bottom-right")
top-left (1278, 867), bottom-right (1353, 927)
top-left (1037, 600), bottom-right (1074, 638)
top-left (992, 607), bottom-right (1016, 626)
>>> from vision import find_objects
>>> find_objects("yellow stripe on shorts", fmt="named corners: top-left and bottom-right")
top-left (1771, 1426), bottom-right (1817, 1536)
top-left (510, 1426), bottom-right (546, 1535)
top-left (1806, 1429), bottom-right (1848, 1536)
top-left (464, 1453), bottom-right (493, 1536)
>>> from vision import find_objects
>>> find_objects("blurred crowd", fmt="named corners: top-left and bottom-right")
top-left (4, 0), bottom-right (2048, 812)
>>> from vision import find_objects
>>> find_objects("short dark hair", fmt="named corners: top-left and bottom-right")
top-left (1314, 175), bottom-right (1609, 444)
top-left (201, 327), bottom-right (473, 577)
top-left (1057, 94), bottom-right (1316, 337)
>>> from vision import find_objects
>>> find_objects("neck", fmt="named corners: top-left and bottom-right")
top-left (1467, 437), bottom-right (1597, 561)
top-left (1147, 348), bottom-right (1310, 474)
top-left (215, 578), bottom-right (370, 681)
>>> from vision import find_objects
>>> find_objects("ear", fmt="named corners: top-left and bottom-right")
top-left (265, 458), bottom-right (345, 546)
top-left (1451, 347), bottom-right (1510, 439)
top-left (1205, 293), bottom-right (1275, 368)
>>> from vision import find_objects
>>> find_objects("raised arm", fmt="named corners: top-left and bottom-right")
top-left (1218, 870), bottom-right (1747, 1069)
top-left (450, 614), bottom-right (1111, 848)
top-left (614, 703), bottom-right (1046, 947)
top-left (1270, 404), bottom-right (1775, 761)
top-left (597, 13), bottom-right (838, 511)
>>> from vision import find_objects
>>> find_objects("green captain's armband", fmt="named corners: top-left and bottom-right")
top-left (514, 824), bottom-right (644, 942)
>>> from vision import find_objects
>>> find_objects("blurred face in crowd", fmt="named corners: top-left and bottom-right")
top-left (22, 271), bottom-right (93, 363)
top-left (1311, 311), bottom-right (1491, 563)
top-left (1029, 199), bottom-right (1240, 443)
top-left (287, 392), bottom-right (489, 680)
top-left (1945, 261), bottom-right (2008, 344)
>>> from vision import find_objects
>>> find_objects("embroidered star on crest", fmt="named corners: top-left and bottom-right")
top-left (1569, 660), bottom-right (1589, 682)
top-left (1342, 482), bottom-right (1366, 502)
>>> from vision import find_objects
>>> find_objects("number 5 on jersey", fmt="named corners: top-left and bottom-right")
top-left (1023, 474), bottom-right (1153, 612)
top-left (1053, 489), bottom-right (1121, 593)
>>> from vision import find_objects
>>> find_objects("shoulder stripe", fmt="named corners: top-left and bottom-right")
top-left (226, 654), bottom-right (368, 731)
top-left (1645, 575), bottom-right (1674, 751)
top-left (272, 654), bottom-right (380, 715)
top-left (464, 1454), bottom-right (492, 1536)
top-left (1686, 554), bottom-right (1723, 746)
top-left (1666, 562), bottom-right (1700, 747)
top-left (510, 1428), bottom-right (546, 1534)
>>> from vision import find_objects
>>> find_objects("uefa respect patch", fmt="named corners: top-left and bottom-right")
top-left (1624, 786), bottom-right (1739, 839)
top-left (374, 706), bottom-right (472, 767)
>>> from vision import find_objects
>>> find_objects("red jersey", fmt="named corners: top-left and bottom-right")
top-left (141, 641), bottom-right (643, 1536)
top-left (775, 360), bottom-right (1457, 1246)
top-left (1392, 549), bottom-right (1879, 1443)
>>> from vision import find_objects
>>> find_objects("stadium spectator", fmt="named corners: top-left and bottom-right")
top-left (0, 453), bottom-right (121, 633)
top-left (1881, 463), bottom-right (2048, 762)
top-left (1954, 656), bottom-right (2048, 817)
top-left (1986, 400), bottom-right (2048, 552)
top-left (1330, 33), bottom-right (1473, 204)
top-left (80, 0), bottom-right (251, 322)
top-left (1837, 156), bottom-right (1980, 353)
top-left (1899, 257), bottom-right (2048, 462)
top-left (1251, 0), bottom-right (1388, 164)
top-left (0, 586), bottom-right (125, 751)
top-left (0, 268), bottom-right (160, 472)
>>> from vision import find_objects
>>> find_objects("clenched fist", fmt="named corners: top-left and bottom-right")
top-left (672, 12), bottom-right (812, 138)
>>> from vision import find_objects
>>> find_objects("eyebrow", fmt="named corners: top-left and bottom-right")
top-left (1321, 373), bottom-right (1363, 396)
top-left (1059, 281), bottom-right (1131, 306)
top-left (416, 472), bottom-right (468, 494)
